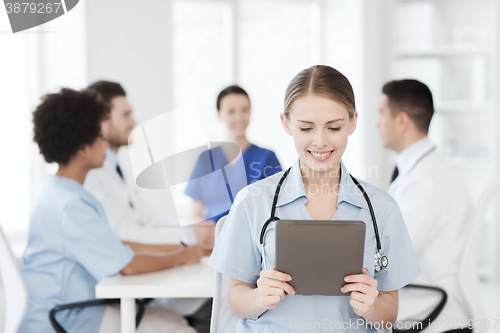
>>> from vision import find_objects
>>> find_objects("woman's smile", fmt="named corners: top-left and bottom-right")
top-left (307, 149), bottom-right (334, 161)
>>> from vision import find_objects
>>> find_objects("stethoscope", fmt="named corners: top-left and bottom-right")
top-left (259, 165), bottom-right (389, 272)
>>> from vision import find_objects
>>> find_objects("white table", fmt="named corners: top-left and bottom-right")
top-left (96, 257), bottom-right (214, 333)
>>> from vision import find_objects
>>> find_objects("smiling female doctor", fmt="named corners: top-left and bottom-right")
top-left (207, 65), bottom-right (421, 333)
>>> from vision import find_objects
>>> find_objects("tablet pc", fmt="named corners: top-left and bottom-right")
top-left (275, 220), bottom-right (365, 296)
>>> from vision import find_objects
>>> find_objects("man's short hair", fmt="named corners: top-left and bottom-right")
top-left (382, 79), bottom-right (434, 133)
top-left (87, 80), bottom-right (126, 106)
top-left (33, 88), bottom-right (110, 165)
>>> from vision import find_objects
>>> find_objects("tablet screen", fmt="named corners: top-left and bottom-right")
top-left (275, 220), bottom-right (365, 296)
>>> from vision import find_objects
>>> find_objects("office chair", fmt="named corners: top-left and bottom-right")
top-left (393, 284), bottom-right (448, 333)
top-left (210, 215), bottom-right (240, 333)
top-left (457, 178), bottom-right (500, 333)
top-left (0, 224), bottom-right (28, 333)
top-left (49, 298), bottom-right (145, 333)
top-left (0, 221), bottom-right (145, 333)
top-left (395, 179), bottom-right (500, 333)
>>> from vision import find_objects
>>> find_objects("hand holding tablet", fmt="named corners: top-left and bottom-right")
top-left (257, 219), bottom-right (380, 316)
top-left (341, 268), bottom-right (380, 317)
top-left (256, 264), bottom-right (295, 310)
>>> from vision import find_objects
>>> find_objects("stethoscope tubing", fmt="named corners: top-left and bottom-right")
top-left (259, 163), bottom-right (387, 271)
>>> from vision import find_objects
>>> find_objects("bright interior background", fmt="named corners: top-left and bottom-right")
top-left (0, 0), bottom-right (499, 287)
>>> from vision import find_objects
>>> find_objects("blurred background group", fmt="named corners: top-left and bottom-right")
top-left (0, 0), bottom-right (499, 331)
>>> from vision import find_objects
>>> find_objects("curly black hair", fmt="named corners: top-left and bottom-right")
top-left (33, 88), bottom-right (110, 165)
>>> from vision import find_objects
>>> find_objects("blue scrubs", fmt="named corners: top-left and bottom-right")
top-left (208, 158), bottom-right (421, 333)
top-left (184, 144), bottom-right (281, 223)
top-left (19, 176), bottom-right (135, 333)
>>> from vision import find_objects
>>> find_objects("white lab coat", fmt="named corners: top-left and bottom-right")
top-left (84, 150), bottom-right (188, 244)
top-left (84, 149), bottom-right (207, 316)
top-left (389, 138), bottom-right (474, 332)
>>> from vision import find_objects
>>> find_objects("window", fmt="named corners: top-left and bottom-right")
top-left (0, 11), bottom-right (31, 241)
top-left (172, 0), bottom-right (367, 177)
top-left (0, 3), bottom-right (87, 255)
top-left (172, 0), bottom-right (323, 167)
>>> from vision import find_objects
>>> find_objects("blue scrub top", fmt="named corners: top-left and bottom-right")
top-left (184, 144), bottom-right (281, 223)
top-left (208, 158), bottom-right (421, 333)
top-left (19, 176), bottom-right (135, 333)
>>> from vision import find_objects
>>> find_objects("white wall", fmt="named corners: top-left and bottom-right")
top-left (85, 0), bottom-right (390, 214)
top-left (321, 0), bottom-right (392, 188)
top-left (361, 0), bottom-right (395, 189)
top-left (0, 2), bottom-right (88, 255)
top-left (493, 0), bottom-right (500, 280)
top-left (86, 0), bottom-right (177, 214)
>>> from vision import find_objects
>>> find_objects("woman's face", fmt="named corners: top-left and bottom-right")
top-left (218, 93), bottom-right (251, 137)
top-left (281, 94), bottom-right (357, 174)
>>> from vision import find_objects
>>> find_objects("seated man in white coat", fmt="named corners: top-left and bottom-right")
top-left (377, 79), bottom-right (475, 333)
top-left (84, 81), bottom-right (212, 333)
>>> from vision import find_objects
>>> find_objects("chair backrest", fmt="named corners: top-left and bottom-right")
top-left (0, 223), bottom-right (29, 333)
top-left (458, 178), bottom-right (500, 333)
top-left (210, 215), bottom-right (240, 333)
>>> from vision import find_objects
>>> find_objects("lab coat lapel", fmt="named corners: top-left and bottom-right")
top-left (389, 140), bottom-right (435, 191)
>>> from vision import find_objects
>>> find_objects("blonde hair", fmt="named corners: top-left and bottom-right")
top-left (284, 65), bottom-right (356, 119)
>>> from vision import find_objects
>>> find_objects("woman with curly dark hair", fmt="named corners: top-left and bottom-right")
top-left (20, 88), bottom-right (202, 333)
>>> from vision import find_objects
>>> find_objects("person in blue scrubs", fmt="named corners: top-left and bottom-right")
top-left (185, 85), bottom-right (281, 244)
top-left (208, 65), bottom-right (421, 332)
top-left (20, 88), bottom-right (203, 333)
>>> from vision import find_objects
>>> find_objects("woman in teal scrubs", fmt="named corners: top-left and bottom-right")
top-left (185, 86), bottom-right (282, 243)
top-left (207, 66), bottom-right (421, 332)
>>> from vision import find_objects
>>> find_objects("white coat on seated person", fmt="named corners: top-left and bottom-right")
top-left (389, 137), bottom-right (474, 333)
top-left (378, 81), bottom-right (475, 333)
top-left (85, 149), bottom-right (207, 316)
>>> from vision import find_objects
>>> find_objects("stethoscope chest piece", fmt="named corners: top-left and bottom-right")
top-left (374, 251), bottom-right (388, 272)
